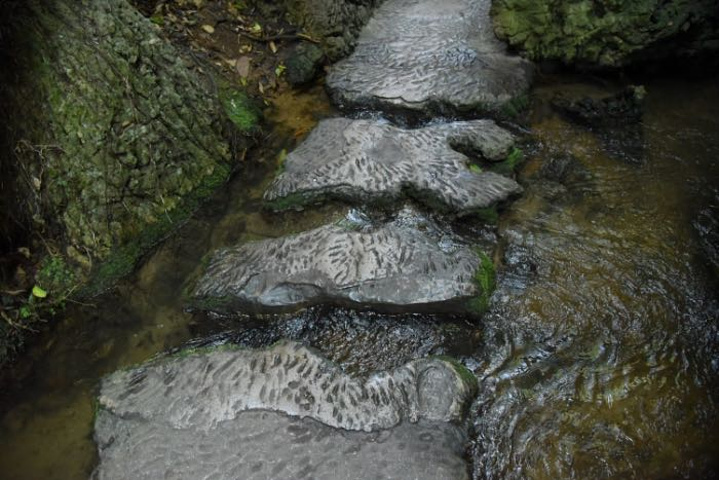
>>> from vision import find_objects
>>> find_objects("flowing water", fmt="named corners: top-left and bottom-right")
top-left (1, 77), bottom-right (718, 480)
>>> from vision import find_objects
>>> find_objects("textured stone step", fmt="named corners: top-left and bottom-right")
top-left (326, 0), bottom-right (533, 115)
top-left (264, 118), bottom-right (522, 214)
top-left (190, 210), bottom-right (490, 313)
top-left (93, 341), bottom-right (476, 480)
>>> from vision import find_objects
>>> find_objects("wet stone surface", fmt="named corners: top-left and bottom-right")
top-left (326, 0), bottom-right (533, 115)
top-left (93, 341), bottom-right (475, 480)
top-left (265, 118), bottom-right (522, 214)
top-left (192, 209), bottom-right (483, 313)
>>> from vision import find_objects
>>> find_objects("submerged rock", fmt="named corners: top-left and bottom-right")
top-left (191, 211), bottom-right (485, 313)
top-left (551, 86), bottom-right (646, 127)
top-left (326, 0), bottom-right (533, 116)
top-left (265, 118), bottom-right (522, 214)
top-left (93, 341), bottom-right (476, 480)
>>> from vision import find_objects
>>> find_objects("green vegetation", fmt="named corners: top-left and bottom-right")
top-left (492, 0), bottom-right (719, 67)
top-left (500, 94), bottom-right (530, 118)
top-left (491, 147), bottom-right (525, 176)
top-left (468, 249), bottom-right (496, 314)
top-left (469, 164), bottom-right (482, 174)
top-left (83, 162), bottom-right (232, 297)
top-left (432, 355), bottom-right (479, 394)
top-left (220, 88), bottom-right (261, 134)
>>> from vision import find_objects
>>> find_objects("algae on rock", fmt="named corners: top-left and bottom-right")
top-left (0, 0), bottom-right (257, 297)
top-left (492, 0), bottom-right (719, 67)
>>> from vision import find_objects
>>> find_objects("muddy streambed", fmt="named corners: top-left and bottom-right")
top-left (1, 77), bottom-right (718, 479)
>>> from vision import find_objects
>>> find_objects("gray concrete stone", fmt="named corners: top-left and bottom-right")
top-left (93, 341), bottom-right (475, 480)
top-left (264, 118), bottom-right (522, 214)
top-left (191, 211), bottom-right (483, 313)
top-left (326, 0), bottom-right (533, 115)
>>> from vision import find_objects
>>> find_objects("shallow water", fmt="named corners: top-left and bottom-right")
top-left (0, 78), bottom-right (718, 480)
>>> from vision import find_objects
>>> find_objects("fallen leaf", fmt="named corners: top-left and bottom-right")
top-left (258, 82), bottom-right (265, 94)
top-left (236, 56), bottom-right (251, 78)
top-left (201, 24), bottom-right (215, 34)
top-left (269, 41), bottom-right (277, 53)
top-left (250, 22), bottom-right (262, 34)
top-left (32, 176), bottom-right (41, 190)
top-left (32, 285), bottom-right (48, 299)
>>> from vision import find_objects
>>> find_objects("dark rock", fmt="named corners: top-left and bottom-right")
top-left (285, 43), bottom-right (325, 86)
top-left (191, 209), bottom-right (485, 313)
top-left (551, 86), bottom-right (646, 127)
top-left (265, 118), bottom-right (522, 214)
top-left (93, 341), bottom-right (475, 480)
top-left (326, 0), bottom-right (533, 116)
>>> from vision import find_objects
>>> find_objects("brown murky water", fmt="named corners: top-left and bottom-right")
top-left (1, 78), bottom-right (718, 480)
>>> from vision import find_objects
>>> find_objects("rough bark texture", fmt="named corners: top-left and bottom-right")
top-left (285, 0), bottom-right (381, 60)
top-left (492, 0), bottom-right (719, 67)
top-left (1, 0), bottom-right (249, 296)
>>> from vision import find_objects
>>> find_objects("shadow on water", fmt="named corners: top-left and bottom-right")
top-left (0, 76), bottom-right (718, 480)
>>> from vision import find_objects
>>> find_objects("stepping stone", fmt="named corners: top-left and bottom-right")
top-left (264, 118), bottom-right (522, 214)
top-left (191, 210), bottom-right (489, 313)
top-left (326, 0), bottom-right (533, 115)
top-left (93, 341), bottom-right (476, 480)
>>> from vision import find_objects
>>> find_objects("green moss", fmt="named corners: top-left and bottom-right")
top-left (469, 164), bottom-right (483, 174)
top-left (150, 14), bottom-right (164, 26)
top-left (470, 206), bottom-right (499, 225)
top-left (220, 89), bottom-right (260, 133)
top-left (36, 255), bottom-right (76, 296)
top-left (491, 147), bottom-right (525, 175)
top-left (82, 162), bottom-right (232, 297)
top-left (500, 93), bottom-right (530, 118)
top-left (467, 249), bottom-right (496, 314)
top-left (431, 355), bottom-right (479, 393)
top-left (167, 342), bottom-right (246, 360)
top-left (264, 191), bottom-right (315, 211)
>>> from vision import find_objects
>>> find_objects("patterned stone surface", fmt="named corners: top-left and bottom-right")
top-left (326, 0), bottom-right (533, 115)
top-left (93, 341), bottom-right (475, 480)
top-left (264, 118), bottom-right (522, 214)
top-left (191, 212), bottom-right (482, 312)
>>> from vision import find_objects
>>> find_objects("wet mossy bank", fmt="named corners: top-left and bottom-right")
top-left (492, 0), bottom-right (719, 68)
top-left (0, 0), bottom-right (259, 365)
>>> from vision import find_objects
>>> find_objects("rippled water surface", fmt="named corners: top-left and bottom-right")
top-left (472, 78), bottom-right (719, 479)
top-left (0, 78), bottom-right (718, 480)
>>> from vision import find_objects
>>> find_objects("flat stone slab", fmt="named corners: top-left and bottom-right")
top-left (326, 0), bottom-right (533, 115)
top-left (93, 341), bottom-right (475, 480)
top-left (191, 211), bottom-right (483, 313)
top-left (264, 118), bottom-right (522, 214)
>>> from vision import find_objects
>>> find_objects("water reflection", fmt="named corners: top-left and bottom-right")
top-left (471, 78), bottom-right (719, 479)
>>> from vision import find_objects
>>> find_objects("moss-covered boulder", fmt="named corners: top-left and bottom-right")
top-left (492, 0), bottom-right (719, 67)
top-left (0, 0), bottom-right (257, 296)
top-left (284, 0), bottom-right (380, 60)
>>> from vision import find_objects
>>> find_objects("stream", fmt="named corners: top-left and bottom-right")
top-left (1, 74), bottom-right (718, 479)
